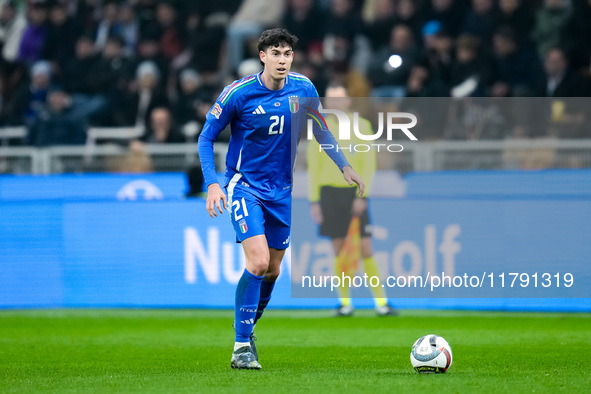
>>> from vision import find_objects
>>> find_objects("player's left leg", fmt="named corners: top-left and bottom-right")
top-left (360, 237), bottom-right (397, 316)
top-left (253, 247), bottom-right (284, 326)
top-left (232, 235), bottom-right (268, 370)
top-left (235, 195), bottom-right (289, 365)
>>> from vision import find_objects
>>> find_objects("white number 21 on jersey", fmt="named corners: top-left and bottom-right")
top-left (268, 115), bottom-right (284, 135)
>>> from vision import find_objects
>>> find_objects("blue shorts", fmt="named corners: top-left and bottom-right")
top-left (226, 183), bottom-right (291, 249)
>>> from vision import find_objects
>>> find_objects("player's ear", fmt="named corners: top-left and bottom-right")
top-left (259, 50), bottom-right (266, 65)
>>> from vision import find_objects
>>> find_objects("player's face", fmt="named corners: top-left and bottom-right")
top-left (260, 45), bottom-right (294, 81)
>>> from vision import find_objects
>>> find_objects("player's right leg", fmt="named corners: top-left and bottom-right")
top-left (227, 185), bottom-right (269, 369)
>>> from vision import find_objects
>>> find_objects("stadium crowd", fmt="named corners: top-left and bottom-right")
top-left (1, 0), bottom-right (591, 146)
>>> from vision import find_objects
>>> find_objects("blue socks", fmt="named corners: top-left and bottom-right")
top-left (235, 269), bottom-right (264, 342)
top-left (254, 279), bottom-right (276, 325)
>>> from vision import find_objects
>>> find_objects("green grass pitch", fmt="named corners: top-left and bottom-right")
top-left (1, 309), bottom-right (590, 393)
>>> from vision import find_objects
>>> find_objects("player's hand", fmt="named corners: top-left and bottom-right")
top-left (206, 183), bottom-right (227, 218)
top-left (342, 166), bottom-right (365, 197)
top-left (352, 197), bottom-right (367, 217)
top-left (310, 202), bottom-right (323, 225)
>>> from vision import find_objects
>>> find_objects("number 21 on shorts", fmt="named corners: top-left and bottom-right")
top-left (233, 197), bottom-right (249, 220)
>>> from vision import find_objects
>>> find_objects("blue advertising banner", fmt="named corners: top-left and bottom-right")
top-left (0, 173), bottom-right (189, 201)
top-left (1, 171), bottom-right (590, 311)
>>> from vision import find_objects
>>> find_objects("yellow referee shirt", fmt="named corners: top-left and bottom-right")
top-left (307, 114), bottom-right (376, 202)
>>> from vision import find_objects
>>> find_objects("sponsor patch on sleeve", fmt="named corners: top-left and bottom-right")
top-left (210, 103), bottom-right (223, 119)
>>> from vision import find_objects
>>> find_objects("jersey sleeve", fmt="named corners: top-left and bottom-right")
top-left (197, 87), bottom-right (238, 187)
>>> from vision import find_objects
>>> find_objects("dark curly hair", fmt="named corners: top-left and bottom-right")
top-left (257, 28), bottom-right (299, 55)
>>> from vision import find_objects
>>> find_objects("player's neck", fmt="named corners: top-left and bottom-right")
top-left (261, 70), bottom-right (286, 91)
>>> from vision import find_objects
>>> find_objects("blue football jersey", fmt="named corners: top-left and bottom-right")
top-left (198, 71), bottom-right (349, 201)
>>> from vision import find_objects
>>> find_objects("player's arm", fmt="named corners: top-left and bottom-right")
top-left (198, 124), bottom-right (227, 218)
top-left (198, 99), bottom-right (233, 218)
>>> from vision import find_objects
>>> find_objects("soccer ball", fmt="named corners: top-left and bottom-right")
top-left (410, 334), bottom-right (453, 374)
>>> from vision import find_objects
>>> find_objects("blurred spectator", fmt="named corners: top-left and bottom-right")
top-left (93, 1), bottom-right (120, 52)
top-left (532, 0), bottom-right (571, 58)
top-left (62, 35), bottom-right (97, 95)
top-left (7, 60), bottom-right (51, 125)
top-left (282, 0), bottom-right (325, 54)
top-left (153, 2), bottom-right (183, 60)
top-left (363, 0), bottom-right (395, 51)
top-left (498, 0), bottom-right (535, 46)
top-left (75, 0), bottom-right (102, 34)
top-left (324, 0), bottom-right (365, 70)
top-left (462, 0), bottom-right (500, 45)
top-left (141, 107), bottom-right (183, 143)
top-left (393, 0), bottom-right (425, 44)
top-left (450, 34), bottom-right (492, 97)
top-left (561, 0), bottom-right (591, 72)
top-left (173, 68), bottom-right (211, 129)
top-left (84, 35), bottom-right (129, 125)
top-left (60, 35), bottom-right (108, 125)
top-left (118, 60), bottom-right (168, 129)
top-left (422, 22), bottom-right (454, 87)
top-left (491, 26), bottom-right (543, 96)
top-left (26, 88), bottom-right (85, 146)
top-left (0, 0), bottom-right (26, 63)
top-left (128, 32), bottom-right (169, 91)
top-left (406, 60), bottom-right (449, 97)
top-left (225, 0), bottom-right (285, 75)
top-left (368, 24), bottom-right (419, 97)
top-left (118, 2), bottom-right (139, 57)
top-left (426, 0), bottom-right (469, 37)
top-left (184, 7), bottom-right (226, 73)
top-left (540, 47), bottom-right (589, 96)
top-left (42, 2), bottom-right (79, 69)
top-left (17, 2), bottom-right (48, 64)
top-left (538, 47), bottom-right (590, 138)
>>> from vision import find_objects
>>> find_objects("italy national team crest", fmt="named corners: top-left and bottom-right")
top-left (289, 96), bottom-right (299, 113)
top-left (239, 219), bottom-right (248, 233)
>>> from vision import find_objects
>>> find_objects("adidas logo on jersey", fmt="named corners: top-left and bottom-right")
top-left (252, 105), bottom-right (266, 115)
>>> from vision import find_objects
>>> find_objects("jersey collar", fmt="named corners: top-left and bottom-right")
top-left (256, 71), bottom-right (289, 88)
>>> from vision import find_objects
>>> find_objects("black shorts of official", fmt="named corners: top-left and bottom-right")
top-left (319, 186), bottom-right (371, 239)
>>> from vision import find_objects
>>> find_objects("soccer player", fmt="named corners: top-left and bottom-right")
top-left (307, 83), bottom-right (397, 317)
top-left (198, 28), bottom-right (365, 370)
